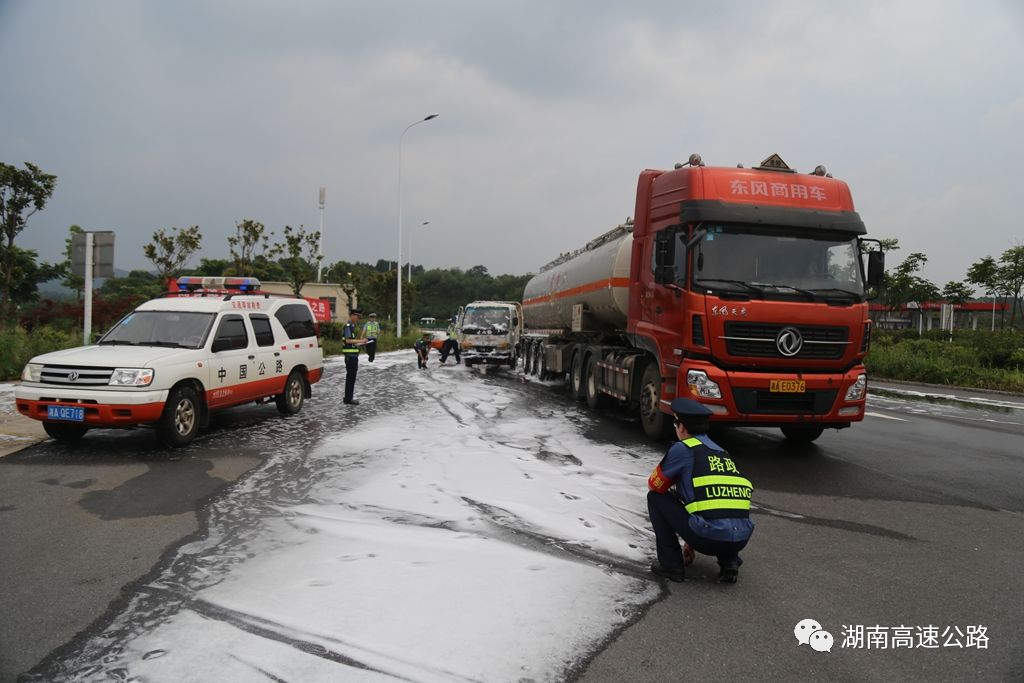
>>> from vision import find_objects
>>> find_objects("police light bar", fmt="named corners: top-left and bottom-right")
top-left (176, 276), bottom-right (262, 292)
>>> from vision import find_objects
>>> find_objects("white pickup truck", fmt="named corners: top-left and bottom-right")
top-left (457, 301), bottom-right (523, 369)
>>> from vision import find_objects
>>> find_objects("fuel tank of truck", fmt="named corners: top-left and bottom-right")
top-left (522, 223), bottom-right (632, 332)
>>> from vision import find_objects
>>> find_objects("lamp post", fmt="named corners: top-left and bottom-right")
top-left (317, 186), bottom-right (325, 282)
top-left (409, 220), bottom-right (430, 283)
top-left (397, 113), bottom-right (439, 338)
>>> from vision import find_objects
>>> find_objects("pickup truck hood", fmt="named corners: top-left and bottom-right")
top-left (29, 344), bottom-right (196, 368)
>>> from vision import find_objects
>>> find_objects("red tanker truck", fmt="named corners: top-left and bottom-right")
top-left (520, 153), bottom-right (884, 442)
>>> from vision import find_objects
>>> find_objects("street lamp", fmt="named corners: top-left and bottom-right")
top-left (397, 113), bottom-right (439, 338)
top-left (409, 220), bottom-right (430, 283)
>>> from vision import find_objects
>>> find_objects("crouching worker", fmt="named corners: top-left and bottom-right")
top-left (647, 398), bottom-right (754, 584)
top-left (414, 333), bottom-right (432, 369)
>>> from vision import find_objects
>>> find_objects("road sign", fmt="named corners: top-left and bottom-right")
top-left (71, 231), bottom-right (115, 278)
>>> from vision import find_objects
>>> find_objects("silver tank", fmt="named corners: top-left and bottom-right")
top-left (522, 223), bottom-right (632, 332)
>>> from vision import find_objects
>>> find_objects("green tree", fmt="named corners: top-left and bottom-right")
top-left (227, 219), bottom-right (283, 279)
top-left (998, 245), bottom-right (1024, 328)
top-left (60, 225), bottom-right (85, 300)
top-left (0, 161), bottom-right (57, 328)
top-left (99, 269), bottom-right (163, 300)
top-left (144, 225), bottom-right (202, 285)
top-left (967, 255), bottom-right (1004, 328)
top-left (941, 280), bottom-right (974, 329)
top-left (6, 246), bottom-right (62, 314)
top-left (280, 224), bottom-right (320, 296)
top-left (189, 257), bottom-right (232, 276)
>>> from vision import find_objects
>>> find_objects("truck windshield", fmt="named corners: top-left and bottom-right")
top-left (462, 307), bottom-right (511, 334)
top-left (691, 224), bottom-right (865, 298)
top-left (99, 311), bottom-right (215, 349)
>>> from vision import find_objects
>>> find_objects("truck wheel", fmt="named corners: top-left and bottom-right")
top-left (276, 371), bottom-right (306, 415)
top-left (158, 385), bottom-right (200, 448)
top-left (585, 355), bottom-right (609, 409)
top-left (569, 352), bottom-right (586, 401)
top-left (780, 425), bottom-right (824, 443)
top-left (639, 363), bottom-right (671, 440)
top-left (43, 422), bottom-right (88, 443)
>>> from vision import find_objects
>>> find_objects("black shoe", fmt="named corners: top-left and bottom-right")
top-left (343, 399), bottom-right (359, 405)
top-left (650, 560), bottom-right (685, 583)
top-left (717, 566), bottom-right (739, 584)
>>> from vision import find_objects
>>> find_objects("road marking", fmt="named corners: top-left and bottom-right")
top-left (865, 411), bottom-right (909, 422)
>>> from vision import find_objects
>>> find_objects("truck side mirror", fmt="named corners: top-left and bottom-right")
top-left (654, 230), bottom-right (676, 285)
top-left (866, 250), bottom-right (884, 288)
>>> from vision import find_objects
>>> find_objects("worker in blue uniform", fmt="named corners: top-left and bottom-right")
top-left (647, 398), bottom-right (754, 583)
top-left (439, 318), bottom-right (461, 365)
top-left (341, 309), bottom-right (367, 405)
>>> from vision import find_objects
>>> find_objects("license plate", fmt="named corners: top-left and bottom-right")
top-left (770, 379), bottom-right (806, 393)
top-left (47, 405), bottom-right (85, 422)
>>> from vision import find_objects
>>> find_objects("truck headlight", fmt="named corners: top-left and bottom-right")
top-left (109, 368), bottom-right (155, 386)
top-left (687, 369), bottom-right (722, 399)
top-left (461, 341), bottom-right (473, 349)
top-left (844, 374), bottom-right (867, 401)
top-left (21, 363), bottom-right (42, 382)
top-left (496, 341), bottom-right (510, 350)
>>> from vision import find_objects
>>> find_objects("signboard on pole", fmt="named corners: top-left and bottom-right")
top-left (72, 231), bottom-right (115, 278)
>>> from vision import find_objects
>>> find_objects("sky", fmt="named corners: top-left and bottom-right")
top-left (2, 0), bottom-right (1023, 288)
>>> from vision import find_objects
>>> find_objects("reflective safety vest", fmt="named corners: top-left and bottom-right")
top-left (363, 321), bottom-right (380, 339)
top-left (341, 322), bottom-right (360, 354)
top-left (680, 437), bottom-right (753, 519)
top-left (447, 323), bottom-right (458, 338)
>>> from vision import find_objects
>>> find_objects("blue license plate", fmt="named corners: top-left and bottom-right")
top-left (47, 405), bottom-right (85, 422)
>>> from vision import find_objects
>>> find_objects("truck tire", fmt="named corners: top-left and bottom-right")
top-left (780, 425), bottom-right (825, 443)
top-left (569, 351), bottom-right (586, 401)
top-left (276, 371), bottom-right (306, 415)
top-left (158, 385), bottom-right (200, 448)
top-left (43, 422), bottom-right (88, 443)
top-left (639, 363), bottom-right (672, 440)
top-left (585, 355), bottom-right (608, 409)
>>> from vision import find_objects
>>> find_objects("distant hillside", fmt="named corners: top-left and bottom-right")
top-left (37, 268), bottom-right (135, 300)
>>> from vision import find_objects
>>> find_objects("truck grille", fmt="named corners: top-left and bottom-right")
top-left (733, 388), bottom-right (838, 415)
top-left (722, 322), bottom-right (849, 360)
top-left (40, 365), bottom-right (115, 386)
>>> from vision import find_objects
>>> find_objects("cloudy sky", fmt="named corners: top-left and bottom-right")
top-left (2, 1), bottom-right (1022, 286)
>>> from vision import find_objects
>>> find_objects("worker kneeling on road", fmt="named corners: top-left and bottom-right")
top-left (414, 333), bottom-right (431, 369)
top-left (647, 398), bottom-right (754, 584)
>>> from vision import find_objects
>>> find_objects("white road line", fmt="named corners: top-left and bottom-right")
top-left (865, 411), bottom-right (909, 422)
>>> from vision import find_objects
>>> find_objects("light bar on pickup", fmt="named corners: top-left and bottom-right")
top-left (176, 276), bottom-right (262, 292)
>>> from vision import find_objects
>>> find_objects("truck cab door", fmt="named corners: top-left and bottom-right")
top-left (208, 314), bottom-right (255, 406)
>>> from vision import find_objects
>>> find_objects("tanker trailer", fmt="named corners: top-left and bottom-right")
top-left (521, 154), bottom-right (884, 443)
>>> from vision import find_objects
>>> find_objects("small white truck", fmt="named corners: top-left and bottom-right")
top-left (457, 301), bottom-right (524, 369)
top-left (15, 277), bottom-right (324, 447)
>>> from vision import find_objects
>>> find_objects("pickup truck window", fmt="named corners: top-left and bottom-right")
top-left (99, 311), bottom-right (214, 349)
top-left (213, 314), bottom-right (249, 351)
top-left (249, 314), bottom-right (275, 347)
top-left (275, 304), bottom-right (316, 340)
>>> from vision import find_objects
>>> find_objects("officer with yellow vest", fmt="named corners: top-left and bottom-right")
top-left (647, 398), bottom-right (754, 583)
top-left (362, 312), bottom-right (381, 362)
top-left (341, 309), bottom-right (367, 405)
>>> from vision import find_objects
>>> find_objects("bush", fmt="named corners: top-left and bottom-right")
top-left (0, 325), bottom-right (80, 380)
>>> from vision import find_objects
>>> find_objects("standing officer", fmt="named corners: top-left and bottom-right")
top-left (439, 317), bottom-right (461, 365)
top-left (362, 312), bottom-right (381, 362)
top-left (647, 398), bottom-right (754, 583)
top-left (341, 309), bottom-right (367, 405)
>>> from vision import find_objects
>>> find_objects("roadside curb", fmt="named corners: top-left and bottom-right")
top-left (870, 377), bottom-right (1024, 399)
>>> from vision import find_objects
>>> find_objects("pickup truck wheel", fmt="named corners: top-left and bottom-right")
top-left (569, 352), bottom-right (586, 401)
top-left (585, 355), bottom-right (608, 409)
top-left (158, 385), bottom-right (200, 448)
top-left (43, 422), bottom-right (88, 443)
top-left (276, 371), bottom-right (305, 415)
top-left (780, 425), bottom-right (824, 443)
top-left (639, 363), bottom-right (671, 440)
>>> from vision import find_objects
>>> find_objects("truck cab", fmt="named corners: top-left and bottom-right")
top-left (458, 301), bottom-right (524, 368)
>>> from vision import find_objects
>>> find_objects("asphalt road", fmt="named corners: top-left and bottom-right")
top-left (1, 367), bottom-right (1022, 681)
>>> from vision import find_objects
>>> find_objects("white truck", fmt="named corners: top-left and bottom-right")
top-left (15, 277), bottom-right (324, 447)
top-left (457, 301), bottom-right (524, 369)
